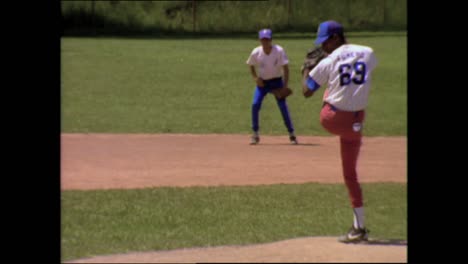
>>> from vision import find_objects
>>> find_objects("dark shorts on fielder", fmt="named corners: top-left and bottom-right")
top-left (258, 77), bottom-right (283, 90)
top-left (252, 77), bottom-right (284, 104)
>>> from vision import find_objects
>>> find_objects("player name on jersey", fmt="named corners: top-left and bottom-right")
top-left (336, 51), bottom-right (366, 61)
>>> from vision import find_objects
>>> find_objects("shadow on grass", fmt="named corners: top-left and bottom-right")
top-left (365, 238), bottom-right (407, 246)
top-left (251, 143), bottom-right (320, 147)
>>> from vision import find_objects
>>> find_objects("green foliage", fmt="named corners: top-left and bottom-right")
top-left (61, 33), bottom-right (406, 135)
top-left (385, 0), bottom-right (408, 28)
top-left (62, 183), bottom-right (406, 261)
top-left (61, 0), bottom-right (407, 35)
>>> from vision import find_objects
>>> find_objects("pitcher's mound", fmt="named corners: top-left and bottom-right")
top-left (67, 236), bottom-right (407, 263)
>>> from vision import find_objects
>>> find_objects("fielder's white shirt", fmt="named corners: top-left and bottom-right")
top-left (246, 44), bottom-right (289, 80)
top-left (309, 44), bottom-right (377, 111)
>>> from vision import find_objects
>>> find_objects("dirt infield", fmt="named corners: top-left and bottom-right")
top-left (62, 133), bottom-right (407, 263)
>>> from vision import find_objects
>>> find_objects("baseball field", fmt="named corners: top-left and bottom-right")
top-left (61, 32), bottom-right (407, 262)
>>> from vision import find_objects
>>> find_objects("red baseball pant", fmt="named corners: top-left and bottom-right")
top-left (320, 103), bottom-right (365, 208)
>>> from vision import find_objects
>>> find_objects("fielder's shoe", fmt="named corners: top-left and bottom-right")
top-left (289, 135), bottom-right (298, 145)
top-left (338, 226), bottom-right (370, 243)
top-left (250, 135), bottom-right (260, 145)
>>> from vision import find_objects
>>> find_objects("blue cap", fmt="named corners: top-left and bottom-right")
top-left (258, 28), bottom-right (272, 39)
top-left (314, 21), bottom-right (343, 45)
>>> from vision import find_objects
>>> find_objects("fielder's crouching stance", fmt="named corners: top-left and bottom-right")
top-left (302, 21), bottom-right (377, 243)
top-left (246, 29), bottom-right (297, 145)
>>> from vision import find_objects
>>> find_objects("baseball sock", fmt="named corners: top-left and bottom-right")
top-left (353, 207), bottom-right (365, 229)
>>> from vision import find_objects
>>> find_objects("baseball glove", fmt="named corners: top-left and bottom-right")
top-left (300, 47), bottom-right (327, 75)
top-left (271, 87), bottom-right (293, 99)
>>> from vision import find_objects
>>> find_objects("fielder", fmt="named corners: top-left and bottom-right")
top-left (301, 21), bottom-right (377, 243)
top-left (246, 28), bottom-right (297, 145)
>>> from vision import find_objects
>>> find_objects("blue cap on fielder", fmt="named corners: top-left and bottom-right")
top-left (314, 20), bottom-right (343, 45)
top-left (258, 28), bottom-right (272, 39)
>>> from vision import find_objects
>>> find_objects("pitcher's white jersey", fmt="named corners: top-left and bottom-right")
top-left (246, 44), bottom-right (289, 80)
top-left (309, 44), bottom-right (377, 111)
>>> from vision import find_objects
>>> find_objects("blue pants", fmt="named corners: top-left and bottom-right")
top-left (251, 77), bottom-right (294, 133)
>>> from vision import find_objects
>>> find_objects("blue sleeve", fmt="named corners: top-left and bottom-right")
top-left (306, 76), bottom-right (321, 92)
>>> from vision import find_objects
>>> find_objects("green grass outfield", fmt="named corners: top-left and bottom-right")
top-left (61, 32), bottom-right (406, 135)
top-left (61, 33), bottom-right (407, 261)
top-left (62, 183), bottom-right (406, 261)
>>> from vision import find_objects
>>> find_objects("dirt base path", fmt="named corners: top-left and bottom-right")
top-left (62, 134), bottom-right (407, 263)
top-left (61, 134), bottom-right (406, 190)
